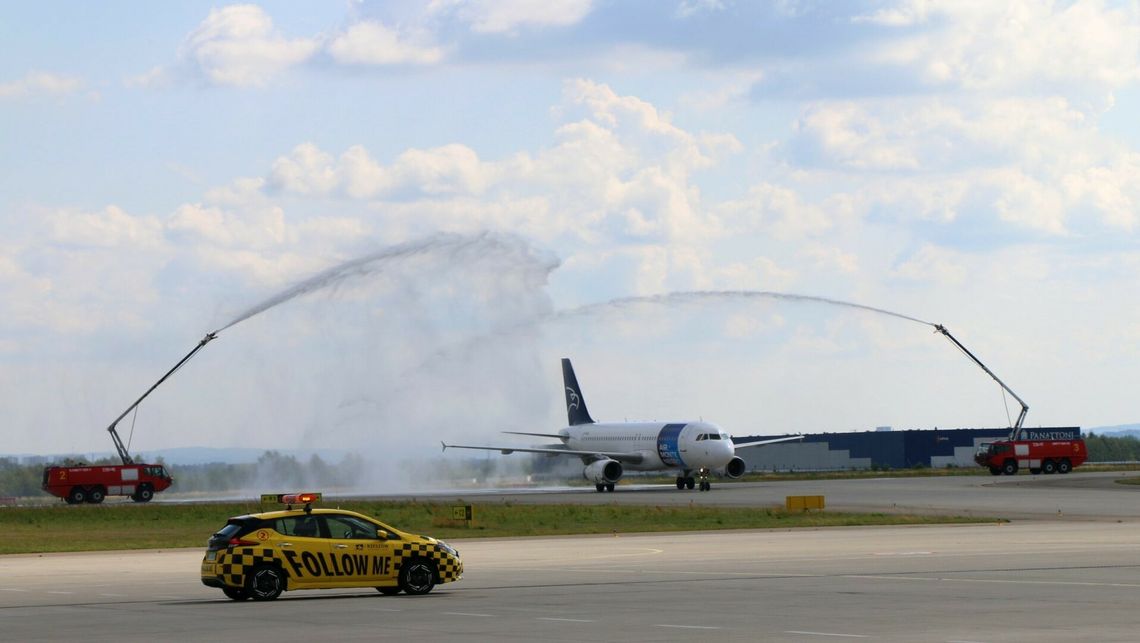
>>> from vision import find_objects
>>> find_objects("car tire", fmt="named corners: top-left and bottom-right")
top-left (132, 485), bottom-right (154, 503)
top-left (68, 487), bottom-right (86, 504)
top-left (88, 487), bottom-right (106, 504)
top-left (222, 587), bottom-right (250, 601)
top-left (376, 586), bottom-right (401, 595)
top-left (398, 558), bottom-right (437, 596)
top-left (247, 565), bottom-right (285, 601)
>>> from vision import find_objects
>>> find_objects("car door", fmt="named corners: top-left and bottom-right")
top-left (271, 515), bottom-right (334, 588)
top-left (323, 514), bottom-right (397, 586)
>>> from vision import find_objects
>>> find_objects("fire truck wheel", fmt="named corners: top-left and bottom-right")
top-left (1002, 460), bottom-right (1018, 475)
top-left (68, 488), bottom-right (86, 504)
top-left (398, 558), bottom-right (437, 595)
top-left (1058, 459), bottom-right (1072, 474)
top-left (1042, 460), bottom-right (1057, 475)
top-left (247, 565), bottom-right (285, 601)
top-left (222, 587), bottom-right (250, 601)
top-left (87, 487), bottom-right (106, 504)
top-left (132, 485), bottom-right (154, 503)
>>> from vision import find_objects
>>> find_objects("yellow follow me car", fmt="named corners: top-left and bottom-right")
top-left (200, 493), bottom-right (463, 601)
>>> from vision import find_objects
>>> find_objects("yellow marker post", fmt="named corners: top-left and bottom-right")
top-left (785, 495), bottom-right (825, 511)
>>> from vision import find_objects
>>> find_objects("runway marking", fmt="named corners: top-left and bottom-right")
top-left (655, 624), bottom-right (721, 630)
top-left (0, 589), bottom-right (28, 592)
top-left (582, 548), bottom-right (664, 560)
top-left (444, 612), bottom-right (494, 617)
top-left (846, 574), bottom-right (1140, 589)
top-left (785, 631), bottom-right (869, 638)
top-left (537, 617), bottom-right (595, 623)
top-left (46, 591), bottom-right (74, 595)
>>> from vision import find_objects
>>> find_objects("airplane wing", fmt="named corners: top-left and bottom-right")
top-left (501, 431), bottom-right (566, 439)
top-left (733, 434), bottom-right (804, 449)
top-left (441, 441), bottom-right (644, 464)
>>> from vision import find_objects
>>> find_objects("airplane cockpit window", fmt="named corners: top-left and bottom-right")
top-left (708, 434), bottom-right (721, 440)
top-left (696, 434), bottom-right (706, 441)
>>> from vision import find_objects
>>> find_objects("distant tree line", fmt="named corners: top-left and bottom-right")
top-left (0, 451), bottom-right (367, 498)
top-left (1084, 433), bottom-right (1140, 462)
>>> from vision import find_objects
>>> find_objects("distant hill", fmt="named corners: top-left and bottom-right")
top-left (1088, 424), bottom-right (1140, 438)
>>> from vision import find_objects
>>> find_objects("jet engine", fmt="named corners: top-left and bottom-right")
top-left (583, 459), bottom-right (623, 484)
top-left (723, 456), bottom-right (747, 479)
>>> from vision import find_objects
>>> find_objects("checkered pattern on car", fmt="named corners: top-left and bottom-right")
top-left (215, 547), bottom-right (277, 587)
top-left (394, 542), bottom-right (463, 583)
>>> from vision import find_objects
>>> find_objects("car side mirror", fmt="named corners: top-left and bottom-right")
top-left (377, 529), bottom-right (390, 540)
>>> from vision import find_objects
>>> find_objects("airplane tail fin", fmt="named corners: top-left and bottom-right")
top-left (561, 358), bottom-right (595, 426)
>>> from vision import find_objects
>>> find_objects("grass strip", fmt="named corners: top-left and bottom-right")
top-left (0, 500), bottom-right (994, 555)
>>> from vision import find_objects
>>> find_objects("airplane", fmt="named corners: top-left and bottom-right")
top-left (441, 358), bottom-right (802, 492)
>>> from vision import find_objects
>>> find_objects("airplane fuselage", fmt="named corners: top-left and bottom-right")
top-left (561, 421), bottom-right (735, 472)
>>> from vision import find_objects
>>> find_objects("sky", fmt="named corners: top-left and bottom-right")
top-left (3, 1), bottom-right (1140, 468)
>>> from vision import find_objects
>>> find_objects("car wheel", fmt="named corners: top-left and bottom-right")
top-left (222, 587), bottom-right (250, 601)
top-left (1058, 459), bottom-right (1072, 474)
top-left (68, 487), bottom-right (86, 504)
top-left (247, 565), bottom-right (285, 601)
top-left (132, 485), bottom-right (154, 503)
top-left (398, 558), bottom-right (437, 596)
top-left (376, 586), bottom-right (401, 595)
top-left (88, 487), bottom-right (106, 504)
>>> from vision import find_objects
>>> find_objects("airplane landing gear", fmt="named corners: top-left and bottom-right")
top-left (595, 482), bottom-right (615, 492)
top-left (697, 468), bottom-right (711, 491)
top-left (676, 473), bottom-right (696, 490)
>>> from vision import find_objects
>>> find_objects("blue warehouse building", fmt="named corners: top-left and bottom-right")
top-left (733, 427), bottom-right (1081, 471)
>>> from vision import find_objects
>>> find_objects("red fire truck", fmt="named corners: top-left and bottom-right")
top-left (973, 428), bottom-right (1087, 476)
top-left (41, 463), bottom-right (174, 504)
top-left (41, 333), bottom-right (216, 504)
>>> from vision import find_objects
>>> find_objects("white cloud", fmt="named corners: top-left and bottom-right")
top-left (0, 71), bottom-right (84, 98)
top-left (891, 244), bottom-right (969, 285)
top-left (862, 0), bottom-right (1140, 95)
top-left (445, 0), bottom-right (595, 34)
top-left (45, 206), bottom-right (165, 249)
top-left (180, 4), bottom-right (319, 87)
top-left (327, 21), bottom-right (445, 66)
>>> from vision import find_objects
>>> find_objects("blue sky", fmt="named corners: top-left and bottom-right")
top-left (3, 1), bottom-right (1140, 464)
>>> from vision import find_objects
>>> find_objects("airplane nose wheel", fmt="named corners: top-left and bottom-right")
top-left (698, 468), bottom-right (711, 491)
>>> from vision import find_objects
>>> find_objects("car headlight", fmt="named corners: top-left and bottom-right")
top-left (436, 540), bottom-right (458, 557)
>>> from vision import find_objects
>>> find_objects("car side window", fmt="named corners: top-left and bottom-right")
top-left (325, 515), bottom-right (380, 540)
top-left (276, 516), bottom-right (323, 538)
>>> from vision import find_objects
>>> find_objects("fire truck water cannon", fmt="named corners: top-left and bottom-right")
top-left (934, 324), bottom-right (1028, 439)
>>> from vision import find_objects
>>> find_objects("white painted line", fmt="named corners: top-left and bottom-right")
top-left (538, 617), bottom-right (595, 623)
top-left (655, 624), bottom-right (722, 630)
top-left (785, 631), bottom-right (870, 639)
top-left (373, 608), bottom-right (403, 612)
top-left (0, 589), bottom-right (28, 592)
top-left (444, 612), bottom-right (494, 617)
top-left (45, 591), bottom-right (74, 595)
